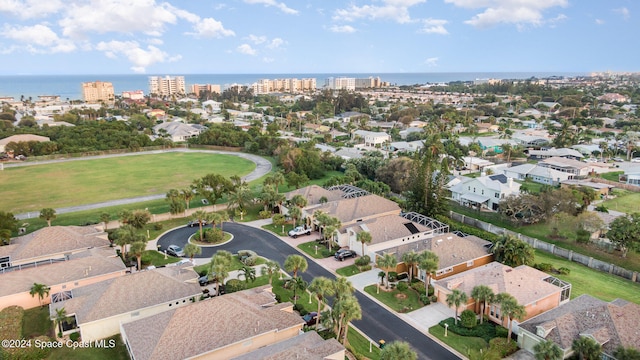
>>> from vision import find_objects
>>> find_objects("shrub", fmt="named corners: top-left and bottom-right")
top-left (495, 325), bottom-right (508, 338)
top-left (489, 338), bottom-right (518, 357)
top-left (259, 210), bottom-right (271, 219)
top-left (388, 272), bottom-right (398, 282)
top-left (238, 250), bottom-right (258, 266)
top-left (430, 295), bottom-right (437, 303)
top-left (439, 317), bottom-right (498, 342)
top-left (153, 223), bottom-right (163, 231)
top-left (576, 229), bottom-right (591, 244)
top-left (558, 267), bottom-right (571, 275)
top-left (225, 279), bottom-right (244, 293)
top-left (355, 255), bottom-right (370, 267)
top-left (69, 332), bottom-right (80, 341)
top-left (420, 294), bottom-right (430, 305)
top-left (396, 282), bottom-right (408, 291)
top-left (359, 265), bottom-right (372, 271)
top-left (460, 310), bottom-right (477, 329)
top-left (428, 285), bottom-right (434, 296)
top-left (411, 282), bottom-right (426, 295)
top-left (534, 263), bottom-right (553, 272)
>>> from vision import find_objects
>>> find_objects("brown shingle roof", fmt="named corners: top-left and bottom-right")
top-left (122, 286), bottom-right (306, 360)
top-left (285, 185), bottom-right (344, 205)
top-left (519, 295), bottom-right (640, 354)
top-left (347, 215), bottom-right (432, 245)
top-left (5, 226), bottom-right (110, 263)
top-left (53, 265), bottom-right (200, 324)
top-left (307, 194), bottom-right (400, 223)
top-left (231, 330), bottom-right (345, 360)
top-left (0, 248), bottom-right (125, 297)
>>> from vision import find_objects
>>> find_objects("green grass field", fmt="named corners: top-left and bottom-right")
top-left (0, 152), bottom-right (255, 213)
top-left (601, 190), bottom-right (640, 214)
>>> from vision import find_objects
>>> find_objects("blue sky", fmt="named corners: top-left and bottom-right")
top-left (0, 0), bottom-right (637, 75)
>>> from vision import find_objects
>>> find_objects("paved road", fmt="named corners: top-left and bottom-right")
top-left (13, 149), bottom-right (272, 220)
top-left (158, 223), bottom-right (460, 360)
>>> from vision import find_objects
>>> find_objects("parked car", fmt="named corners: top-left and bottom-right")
top-left (613, 157), bottom-right (624, 162)
top-left (632, 158), bottom-right (640, 163)
top-left (288, 226), bottom-right (311, 238)
top-left (334, 249), bottom-right (357, 261)
top-left (302, 312), bottom-right (318, 326)
top-left (187, 219), bottom-right (208, 227)
top-left (166, 245), bottom-right (185, 257)
top-left (198, 274), bottom-right (215, 286)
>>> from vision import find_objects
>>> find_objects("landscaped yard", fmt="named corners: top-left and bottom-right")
top-left (141, 250), bottom-right (182, 267)
top-left (347, 326), bottom-right (381, 360)
top-left (429, 323), bottom-right (487, 357)
top-left (271, 278), bottom-right (319, 314)
top-left (298, 240), bottom-right (338, 259)
top-left (363, 284), bottom-right (425, 313)
top-left (336, 264), bottom-right (361, 277)
top-left (262, 223), bottom-right (295, 236)
top-left (601, 190), bottom-right (640, 214)
top-left (0, 152), bottom-right (255, 214)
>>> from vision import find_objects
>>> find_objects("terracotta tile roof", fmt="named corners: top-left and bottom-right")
top-left (285, 185), bottom-right (344, 205)
top-left (52, 265), bottom-right (200, 324)
top-left (306, 194), bottom-right (400, 223)
top-left (434, 262), bottom-right (561, 306)
top-left (122, 286), bottom-right (306, 360)
top-left (0, 248), bottom-right (125, 297)
top-left (5, 226), bottom-right (110, 263)
top-left (519, 295), bottom-right (640, 354)
top-left (231, 331), bottom-right (345, 360)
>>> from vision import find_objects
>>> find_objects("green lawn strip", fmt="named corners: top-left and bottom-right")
top-left (428, 323), bottom-right (488, 357)
top-left (602, 191), bottom-right (640, 214)
top-left (534, 250), bottom-right (640, 304)
top-left (298, 240), bottom-right (336, 259)
top-left (271, 278), bottom-right (319, 314)
top-left (600, 171), bottom-right (623, 182)
top-left (336, 264), bottom-right (361, 277)
top-left (45, 335), bottom-right (130, 360)
top-left (515, 179), bottom-right (545, 194)
top-left (262, 223), bottom-right (296, 236)
top-left (1, 152), bottom-right (255, 213)
top-left (363, 284), bottom-right (424, 313)
top-left (140, 250), bottom-right (181, 267)
top-left (22, 306), bottom-right (53, 339)
top-left (347, 326), bottom-right (381, 360)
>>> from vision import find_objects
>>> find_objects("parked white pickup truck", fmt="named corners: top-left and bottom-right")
top-left (288, 226), bottom-right (311, 238)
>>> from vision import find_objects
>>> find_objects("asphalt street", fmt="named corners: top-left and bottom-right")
top-left (158, 223), bottom-right (460, 360)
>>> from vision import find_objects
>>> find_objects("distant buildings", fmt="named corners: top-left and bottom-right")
top-left (148, 76), bottom-right (186, 97)
top-left (325, 76), bottom-right (388, 90)
top-left (82, 81), bottom-right (115, 104)
top-left (189, 83), bottom-right (221, 96)
top-left (251, 78), bottom-right (316, 94)
top-left (122, 90), bottom-right (144, 100)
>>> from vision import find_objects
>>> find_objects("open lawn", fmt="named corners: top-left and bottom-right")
top-left (22, 306), bottom-right (53, 339)
top-left (298, 240), bottom-right (338, 259)
top-left (336, 264), bottom-right (361, 277)
top-left (364, 284), bottom-right (424, 313)
top-left (429, 324), bottom-right (487, 357)
top-left (534, 250), bottom-right (640, 304)
top-left (601, 190), bottom-right (640, 214)
top-left (262, 223), bottom-right (295, 236)
top-left (347, 327), bottom-right (381, 360)
top-left (0, 152), bottom-right (255, 213)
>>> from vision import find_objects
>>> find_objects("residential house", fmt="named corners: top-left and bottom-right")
top-left (232, 331), bottom-right (345, 360)
top-left (433, 262), bottom-right (571, 329)
top-left (337, 111), bottom-right (370, 123)
top-left (120, 286), bottom-right (344, 360)
top-left (399, 126), bottom-right (425, 139)
top-left (527, 148), bottom-right (584, 161)
top-left (353, 130), bottom-right (391, 148)
top-left (476, 138), bottom-right (516, 154)
top-left (518, 294), bottom-right (640, 359)
top-left (389, 140), bottom-right (424, 153)
top-left (0, 134), bottom-right (50, 153)
top-left (282, 185), bottom-right (345, 208)
top-left (0, 226), bottom-right (111, 268)
top-left (503, 163), bottom-right (572, 185)
top-left (619, 171), bottom-right (640, 186)
top-left (0, 248), bottom-right (126, 311)
top-left (560, 179), bottom-right (615, 197)
top-left (462, 156), bottom-right (495, 171)
top-left (153, 121), bottom-right (207, 142)
top-left (449, 174), bottom-right (521, 211)
top-left (335, 148), bottom-right (365, 160)
top-left (512, 134), bottom-right (550, 148)
top-left (49, 265), bottom-right (201, 341)
top-left (202, 100), bottom-right (221, 113)
top-left (538, 157), bottom-right (592, 177)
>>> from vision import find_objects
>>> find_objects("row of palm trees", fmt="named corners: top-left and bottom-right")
top-left (375, 250), bottom-right (439, 298)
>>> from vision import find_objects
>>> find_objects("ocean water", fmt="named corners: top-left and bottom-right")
top-left (0, 72), bottom-right (586, 101)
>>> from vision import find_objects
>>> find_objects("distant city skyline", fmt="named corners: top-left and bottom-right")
top-left (0, 1), bottom-right (637, 75)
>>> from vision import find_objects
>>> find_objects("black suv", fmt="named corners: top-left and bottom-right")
top-left (334, 249), bottom-right (357, 261)
top-left (187, 219), bottom-right (208, 227)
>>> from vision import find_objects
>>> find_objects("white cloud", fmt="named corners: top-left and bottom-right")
top-left (0, 0), bottom-right (64, 19)
top-left (1, 24), bottom-right (75, 53)
top-left (329, 25), bottom-right (356, 33)
top-left (263, 57), bottom-right (275, 63)
top-left (613, 7), bottom-right (630, 20)
top-left (244, 0), bottom-right (298, 15)
top-left (188, 18), bottom-right (235, 38)
top-left (247, 35), bottom-right (267, 44)
top-left (419, 19), bottom-right (449, 34)
top-left (237, 44), bottom-right (257, 55)
top-left (445, 0), bottom-right (568, 28)
top-left (95, 40), bottom-right (169, 73)
top-left (333, 0), bottom-right (426, 24)
top-left (595, 19), bottom-right (605, 25)
top-left (267, 38), bottom-right (285, 48)
top-left (424, 57), bottom-right (438, 67)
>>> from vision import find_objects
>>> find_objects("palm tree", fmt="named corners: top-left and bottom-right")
top-left (614, 346), bottom-right (640, 360)
top-left (183, 243), bottom-right (201, 262)
top-left (238, 266), bottom-right (256, 284)
top-left (39, 208), bottom-right (56, 226)
top-left (496, 292), bottom-right (526, 340)
top-left (534, 339), bottom-right (563, 360)
top-left (356, 231), bottom-right (372, 257)
top-left (192, 210), bottom-right (211, 241)
top-left (54, 307), bottom-right (67, 337)
top-left (210, 250), bottom-right (233, 296)
top-left (181, 188), bottom-right (194, 209)
top-left (290, 194), bottom-right (308, 208)
top-left (260, 260), bottom-right (281, 285)
top-left (129, 241), bottom-right (147, 270)
top-left (471, 285), bottom-right (494, 324)
top-left (30, 283), bottom-right (50, 307)
top-left (114, 224), bottom-right (145, 258)
top-left (284, 276), bottom-right (307, 304)
top-left (418, 251), bottom-right (439, 296)
top-left (380, 341), bottom-right (418, 360)
top-left (401, 250), bottom-right (420, 282)
top-left (227, 184), bottom-right (253, 215)
top-left (309, 277), bottom-right (335, 327)
top-left (284, 254), bottom-right (308, 279)
top-left (289, 207), bottom-right (302, 227)
top-left (334, 294), bottom-right (362, 345)
top-left (491, 234), bottom-right (534, 267)
top-left (446, 289), bottom-right (469, 325)
top-left (100, 212), bottom-right (111, 232)
top-left (264, 171), bottom-right (286, 193)
top-left (376, 253), bottom-right (397, 291)
top-left (333, 276), bottom-right (355, 301)
top-left (571, 336), bottom-right (602, 360)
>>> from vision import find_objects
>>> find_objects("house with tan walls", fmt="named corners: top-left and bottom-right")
top-left (433, 262), bottom-right (571, 330)
top-left (0, 226), bottom-right (111, 269)
top-left (518, 294), bottom-right (640, 359)
top-left (121, 285), bottom-right (345, 360)
top-left (0, 248), bottom-right (126, 311)
top-left (49, 264), bottom-right (201, 341)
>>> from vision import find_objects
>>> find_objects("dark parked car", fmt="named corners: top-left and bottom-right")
top-left (187, 219), bottom-right (208, 227)
top-left (302, 312), bottom-right (318, 326)
top-left (334, 249), bottom-right (357, 261)
top-left (198, 274), bottom-right (215, 286)
top-left (166, 245), bottom-right (184, 257)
